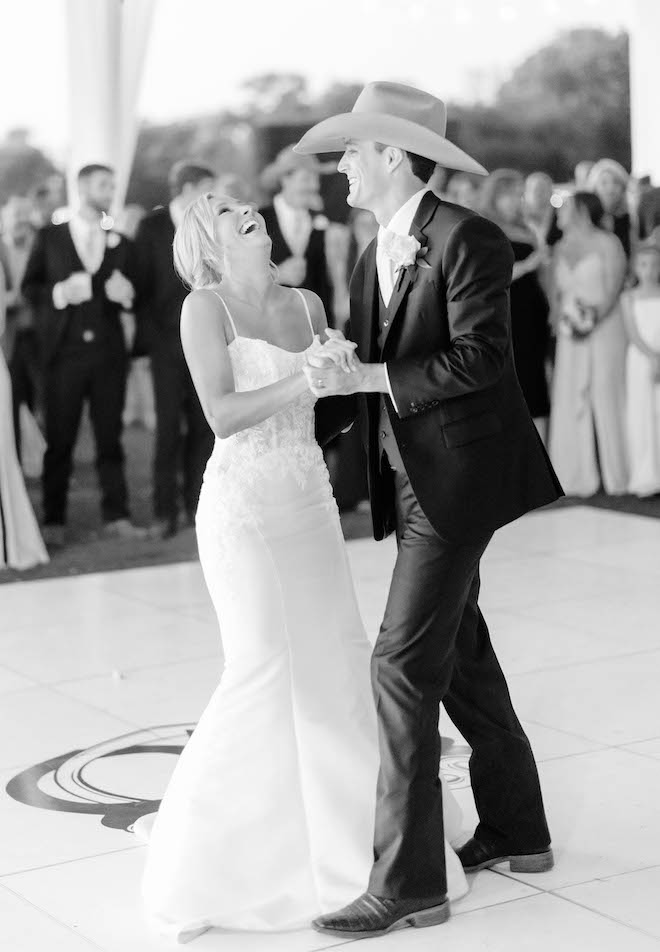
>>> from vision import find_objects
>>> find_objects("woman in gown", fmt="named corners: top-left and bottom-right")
top-left (549, 191), bottom-right (628, 496)
top-left (134, 194), bottom-right (467, 943)
top-left (0, 259), bottom-right (49, 571)
top-left (622, 242), bottom-right (660, 496)
top-left (480, 169), bottom-right (551, 442)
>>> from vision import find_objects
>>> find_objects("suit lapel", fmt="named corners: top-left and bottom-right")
top-left (379, 190), bottom-right (440, 355)
top-left (359, 239), bottom-right (379, 361)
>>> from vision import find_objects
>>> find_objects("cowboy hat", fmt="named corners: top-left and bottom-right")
top-left (259, 145), bottom-right (333, 193)
top-left (294, 81), bottom-right (487, 176)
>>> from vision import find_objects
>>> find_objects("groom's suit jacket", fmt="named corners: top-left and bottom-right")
top-left (347, 190), bottom-right (563, 543)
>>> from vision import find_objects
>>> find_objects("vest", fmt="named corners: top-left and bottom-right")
top-left (377, 286), bottom-right (405, 472)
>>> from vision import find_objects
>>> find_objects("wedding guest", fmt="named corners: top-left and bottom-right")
top-left (587, 159), bottom-right (633, 258)
top-left (133, 160), bottom-right (216, 538)
top-left (622, 242), bottom-right (660, 496)
top-left (549, 191), bottom-right (628, 496)
top-left (259, 146), bottom-right (333, 318)
top-left (1, 197), bottom-right (41, 462)
top-left (524, 172), bottom-right (562, 246)
top-left (22, 163), bottom-right (144, 548)
top-left (444, 172), bottom-right (479, 209)
top-left (480, 169), bottom-right (551, 441)
top-left (0, 253), bottom-right (48, 570)
top-left (115, 204), bottom-right (156, 432)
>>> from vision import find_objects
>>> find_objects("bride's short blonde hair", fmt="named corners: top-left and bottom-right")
top-left (173, 192), bottom-right (278, 290)
top-left (173, 192), bottom-right (226, 290)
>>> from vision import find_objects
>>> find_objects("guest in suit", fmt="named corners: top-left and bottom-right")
top-left (1, 197), bottom-right (41, 463)
top-left (22, 164), bottom-right (142, 548)
top-left (297, 82), bottom-right (562, 937)
top-left (133, 161), bottom-right (216, 538)
top-left (524, 172), bottom-right (562, 247)
top-left (259, 147), bottom-right (333, 319)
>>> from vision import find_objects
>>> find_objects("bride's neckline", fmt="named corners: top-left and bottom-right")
top-left (229, 334), bottom-right (312, 356)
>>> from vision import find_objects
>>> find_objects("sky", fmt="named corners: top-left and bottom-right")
top-left (0, 0), bottom-right (632, 161)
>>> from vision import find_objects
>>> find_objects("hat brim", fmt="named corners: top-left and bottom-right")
top-left (294, 112), bottom-right (488, 176)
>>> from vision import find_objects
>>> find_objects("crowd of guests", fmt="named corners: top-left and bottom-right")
top-left (2, 149), bottom-right (660, 571)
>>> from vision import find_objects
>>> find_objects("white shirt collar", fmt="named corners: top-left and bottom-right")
top-left (378, 188), bottom-right (429, 245)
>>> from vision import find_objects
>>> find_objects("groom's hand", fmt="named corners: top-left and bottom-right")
top-left (304, 360), bottom-right (365, 397)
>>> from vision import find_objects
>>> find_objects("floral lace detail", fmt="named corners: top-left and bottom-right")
top-left (196, 337), bottom-right (336, 569)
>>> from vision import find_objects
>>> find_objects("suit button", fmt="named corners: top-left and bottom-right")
top-left (82, 330), bottom-right (95, 343)
top-left (383, 320), bottom-right (389, 327)
top-left (380, 431), bottom-right (387, 439)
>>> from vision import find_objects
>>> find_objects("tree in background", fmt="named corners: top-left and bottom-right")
top-left (2, 28), bottom-right (634, 210)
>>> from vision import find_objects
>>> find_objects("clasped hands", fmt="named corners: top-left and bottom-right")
top-left (304, 329), bottom-right (363, 396)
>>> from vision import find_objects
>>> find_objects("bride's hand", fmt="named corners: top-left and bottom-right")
top-left (312, 329), bottom-right (359, 373)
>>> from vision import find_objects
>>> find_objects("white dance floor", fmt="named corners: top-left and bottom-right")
top-left (2, 505), bottom-right (660, 951)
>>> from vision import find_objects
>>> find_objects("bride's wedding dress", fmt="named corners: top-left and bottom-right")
top-left (135, 289), bottom-right (467, 941)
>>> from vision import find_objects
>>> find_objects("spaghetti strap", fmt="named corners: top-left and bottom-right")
top-left (293, 288), bottom-right (315, 342)
top-left (211, 290), bottom-right (239, 341)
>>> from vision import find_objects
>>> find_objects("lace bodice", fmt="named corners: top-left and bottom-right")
top-left (205, 334), bottom-right (322, 480)
top-left (196, 291), bottom-right (334, 566)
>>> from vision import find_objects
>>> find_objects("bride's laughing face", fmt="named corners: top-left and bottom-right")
top-left (211, 197), bottom-right (271, 266)
top-left (338, 139), bottom-right (389, 213)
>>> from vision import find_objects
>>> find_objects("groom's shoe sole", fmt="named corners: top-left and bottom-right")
top-left (313, 900), bottom-right (450, 939)
top-left (463, 848), bottom-right (554, 874)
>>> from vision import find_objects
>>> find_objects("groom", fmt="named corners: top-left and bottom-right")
top-left (297, 83), bottom-right (563, 939)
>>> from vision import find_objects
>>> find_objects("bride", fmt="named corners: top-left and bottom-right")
top-left (135, 193), bottom-right (467, 942)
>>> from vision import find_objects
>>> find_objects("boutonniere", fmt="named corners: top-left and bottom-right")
top-left (312, 214), bottom-right (329, 232)
top-left (106, 232), bottom-right (122, 249)
top-left (382, 231), bottom-right (431, 291)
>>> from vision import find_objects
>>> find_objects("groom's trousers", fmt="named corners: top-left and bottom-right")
top-left (367, 466), bottom-right (550, 900)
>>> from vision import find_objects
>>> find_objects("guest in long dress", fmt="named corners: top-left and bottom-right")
top-left (587, 159), bottom-right (633, 259)
top-left (0, 259), bottom-right (48, 570)
top-left (480, 169), bottom-right (552, 442)
top-left (1, 197), bottom-right (41, 463)
top-left (621, 242), bottom-right (660, 496)
top-left (549, 191), bottom-right (628, 496)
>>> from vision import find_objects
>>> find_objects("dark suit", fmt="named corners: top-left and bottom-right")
top-left (22, 223), bottom-right (134, 526)
top-left (133, 206), bottom-right (213, 526)
top-left (348, 191), bottom-right (563, 900)
top-left (259, 204), bottom-right (333, 320)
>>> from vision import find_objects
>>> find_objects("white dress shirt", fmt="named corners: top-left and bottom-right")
top-left (376, 187), bottom-right (429, 411)
top-left (273, 193), bottom-right (313, 258)
top-left (68, 213), bottom-right (107, 275)
top-left (52, 213), bottom-right (107, 310)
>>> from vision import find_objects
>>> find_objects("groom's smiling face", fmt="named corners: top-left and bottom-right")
top-left (338, 139), bottom-right (390, 212)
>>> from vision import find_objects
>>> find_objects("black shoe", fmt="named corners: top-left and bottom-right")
top-left (457, 835), bottom-right (554, 874)
top-left (312, 891), bottom-right (449, 939)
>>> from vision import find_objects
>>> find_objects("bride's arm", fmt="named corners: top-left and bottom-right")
top-left (180, 290), bottom-right (310, 440)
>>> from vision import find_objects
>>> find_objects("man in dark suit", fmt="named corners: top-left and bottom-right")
top-left (133, 161), bottom-right (216, 538)
top-left (296, 83), bottom-right (563, 938)
top-left (259, 146), bottom-right (333, 319)
top-left (22, 164), bottom-right (142, 548)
